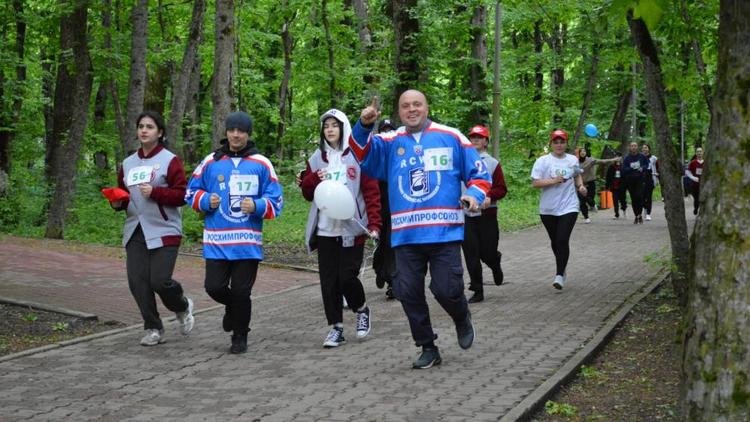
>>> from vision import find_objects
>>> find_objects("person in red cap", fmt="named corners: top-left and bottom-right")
top-left (531, 129), bottom-right (587, 290)
top-left (461, 125), bottom-right (507, 303)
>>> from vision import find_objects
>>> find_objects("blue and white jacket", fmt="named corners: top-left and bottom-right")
top-left (186, 143), bottom-right (283, 260)
top-left (349, 119), bottom-right (490, 247)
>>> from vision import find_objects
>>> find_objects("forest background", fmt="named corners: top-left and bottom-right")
top-left (0, 0), bottom-right (715, 247)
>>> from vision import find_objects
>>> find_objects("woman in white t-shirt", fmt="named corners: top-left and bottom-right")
top-left (531, 129), bottom-right (587, 290)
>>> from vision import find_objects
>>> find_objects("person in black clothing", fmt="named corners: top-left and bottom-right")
top-left (372, 119), bottom-right (398, 300)
top-left (621, 141), bottom-right (650, 224)
top-left (604, 152), bottom-right (628, 219)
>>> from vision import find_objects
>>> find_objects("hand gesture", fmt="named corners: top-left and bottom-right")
top-left (577, 184), bottom-right (588, 196)
top-left (209, 193), bottom-right (221, 209)
top-left (138, 183), bottom-right (153, 198)
top-left (240, 198), bottom-right (255, 214)
top-left (316, 169), bottom-right (328, 180)
top-left (360, 96), bottom-right (381, 126)
top-left (460, 195), bottom-right (479, 212)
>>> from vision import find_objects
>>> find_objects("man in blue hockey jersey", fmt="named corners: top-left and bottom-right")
top-left (350, 90), bottom-right (491, 369)
top-left (186, 111), bottom-right (283, 354)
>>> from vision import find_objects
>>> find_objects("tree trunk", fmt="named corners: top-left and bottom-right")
top-left (321, 0), bottom-right (337, 109)
top-left (123, 0), bottom-right (149, 155)
top-left (679, 0), bottom-right (713, 116)
top-left (0, 0), bottom-right (27, 175)
top-left (683, 1), bottom-right (750, 417)
top-left (166, 0), bottom-right (206, 156)
top-left (211, 0), bottom-right (235, 148)
top-left (350, 0), bottom-right (371, 50)
top-left (469, 5), bottom-right (488, 124)
top-left (549, 23), bottom-right (566, 122)
top-left (571, 41), bottom-right (600, 150)
top-left (277, 6), bottom-right (294, 160)
top-left (182, 49), bottom-right (203, 164)
top-left (608, 81), bottom-right (632, 148)
top-left (41, 47), bottom-right (55, 179)
top-left (627, 10), bottom-right (689, 305)
top-left (45, 0), bottom-right (94, 239)
top-left (533, 20), bottom-right (543, 102)
top-left (390, 0), bottom-right (420, 114)
top-left (101, 0), bottom-right (126, 161)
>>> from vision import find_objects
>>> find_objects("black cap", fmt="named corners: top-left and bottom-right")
top-left (378, 119), bottom-right (395, 132)
top-left (225, 111), bottom-right (253, 135)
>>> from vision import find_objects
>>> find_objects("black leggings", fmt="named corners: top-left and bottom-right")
top-left (623, 176), bottom-right (644, 217)
top-left (540, 212), bottom-right (578, 276)
top-left (643, 178), bottom-right (654, 214)
top-left (577, 181), bottom-right (597, 218)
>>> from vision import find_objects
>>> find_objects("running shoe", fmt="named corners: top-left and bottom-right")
top-left (553, 275), bottom-right (565, 290)
top-left (413, 346), bottom-right (442, 369)
top-left (456, 314), bottom-right (475, 349)
top-left (176, 298), bottom-right (194, 335)
top-left (356, 307), bottom-right (371, 338)
top-left (385, 286), bottom-right (396, 300)
top-left (584, 218), bottom-right (591, 224)
top-left (140, 329), bottom-right (165, 346)
top-left (645, 214), bottom-right (652, 221)
top-left (613, 215), bottom-right (619, 220)
top-left (230, 333), bottom-right (247, 354)
top-left (468, 291), bottom-right (484, 303)
top-left (323, 326), bottom-right (346, 348)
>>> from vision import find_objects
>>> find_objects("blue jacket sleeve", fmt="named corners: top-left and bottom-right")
top-left (350, 119), bottom-right (388, 181)
top-left (185, 157), bottom-right (213, 213)
top-left (253, 166), bottom-right (284, 220)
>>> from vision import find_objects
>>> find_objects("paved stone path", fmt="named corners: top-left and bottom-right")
top-left (0, 201), bottom-right (691, 421)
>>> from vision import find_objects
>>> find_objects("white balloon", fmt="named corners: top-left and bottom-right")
top-left (314, 180), bottom-right (356, 220)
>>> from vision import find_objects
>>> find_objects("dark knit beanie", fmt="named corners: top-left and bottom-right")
top-left (225, 112), bottom-right (253, 135)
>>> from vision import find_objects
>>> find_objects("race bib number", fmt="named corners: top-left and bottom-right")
top-left (615, 170), bottom-right (621, 178)
top-left (126, 165), bottom-right (153, 186)
top-left (229, 174), bottom-right (259, 197)
top-left (325, 164), bottom-right (348, 184)
top-left (630, 162), bottom-right (641, 170)
top-left (696, 168), bottom-right (702, 175)
top-left (424, 148), bottom-right (453, 171)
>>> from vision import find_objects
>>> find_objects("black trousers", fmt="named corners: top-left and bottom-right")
top-left (643, 178), bottom-right (655, 214)
top-left (204, 259), bottom-right (259, 335)
top-left (540, 212), bottom-right (578, 277)
top-left (577, 181), bottom-right (597, 218)
top-left (372, 217), bottom-right (395, 287)
top-left (126, 226), bottom-right (188, 331)
top-left (316, 236), bottom-right (366, 326)
top-left (612, 187), bottom-right (627, 216)
top-left (461, 214), bottom-right (501, 293)
top-left (393, 242), bottom-right (469, 347)
top-left (623, 176), bottom-right (644, 217)
top-left (690, 183), bottom-right (700, 213)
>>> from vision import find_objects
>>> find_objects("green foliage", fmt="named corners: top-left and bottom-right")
top-left (51, 321), bottom-right (69, 332)
top-left (22, 313), bottom-right (38, 323)
top-left (545, 400), bottom-right (578, 417)
top-left (581, 365), bottom-right (603, 379)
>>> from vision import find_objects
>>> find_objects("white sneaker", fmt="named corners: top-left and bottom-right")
top-left (140, 329), bottom-right (165, 346)
top-left (645, 214), bottom-right (652, 221)
top-left (584, 218), bottom-right (591, 224)
top-left (552, 275), bottom-right (565, 290)
top-left (355, 307), bottom-right (371, 339)
top-left (323, 326), bottom-right (346, 348)
top-left (176, 298), bottom-right (194, 335)
top-left (613, 215), bottom-right (619, 220)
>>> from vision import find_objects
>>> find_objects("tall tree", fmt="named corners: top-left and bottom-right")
top-left (276, 1), bottom-right (295, 159)
top-left (321, 0), bottom-right (337, 108)
top-left (166, 0), bottom-right (206, 156)
top-left (571, 40), bottom-right (600, 150)
top-left (101, 0), bottom-right (126, 162)
top-left (683, 0), bottom-right (750, 418)
top-left (123, 0), bottom-right (149, 155)
top-left (0, 0), bottom-right (27, 175)
top-left (627, 9), bottom-right (689, 305)
top-left (211, 0), bottom-right (235, 148)
top-left (390, 0), bottom-right (420, 113)
top-left (679, 0), bottom-right (713, 115)
top-left (468, 4), bottom-right (489, 124)
top-left (45, 0), bottom-right (94, 239)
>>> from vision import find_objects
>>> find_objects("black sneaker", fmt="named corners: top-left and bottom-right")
top-left (323, 326), bottom-right (346, 348)
top-left (375, 275), bottom-right (386, 289)
top-left (222, 306), bottom-right (232, 332)
top-left (493, 254), bottom-right (504, 285)
top-left (385, 286), bottom-right (396, 300)
top-left (456, 315), bottom-right (475, 350)
top-left (230, 333), bottom-right (247, 354)
top-left (467, 291), bottom-right (484, 303)
top-left (412, 346), bottom-right (442, 369)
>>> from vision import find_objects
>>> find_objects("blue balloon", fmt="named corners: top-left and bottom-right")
top-left (584, 123), bottom-right (599, 137)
